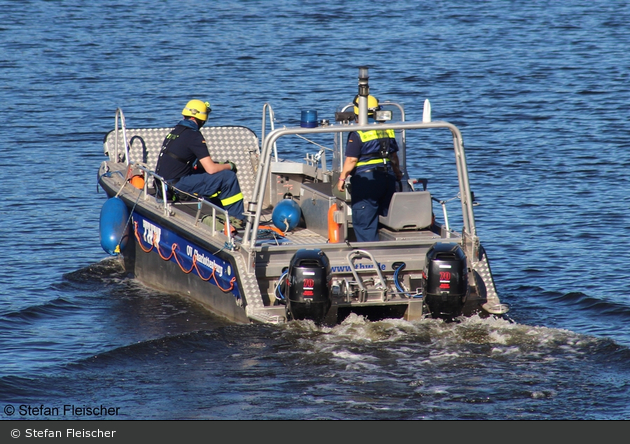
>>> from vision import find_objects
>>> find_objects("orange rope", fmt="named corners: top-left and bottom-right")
top-left (171, 244), bottom-right (194, 274)
top-left (192, 256), bottom-right (211, 281)
top-left (258, 225), bottom-right (285, 236)
top-left (134, 221), bottom-right (155, 253)
top-left (193, 259), bottom-right (236, 292)
top-left (133, 219), bottom-right (236, 292)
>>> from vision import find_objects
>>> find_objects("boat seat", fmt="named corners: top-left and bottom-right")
top-left (379, 191), bottom-right (433, 231)
top-left (103, 126), bottom-right (260, 206)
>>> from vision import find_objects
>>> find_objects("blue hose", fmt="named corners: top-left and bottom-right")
top-left (394, 263), bottom-right (422, 298)
top-left (394, 263), bottom-right (410, 297)
top-left (275, 270), bottom-right (288, 302)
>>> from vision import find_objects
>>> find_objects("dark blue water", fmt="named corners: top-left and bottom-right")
top-left (1, 0), bottom-right (629, 420)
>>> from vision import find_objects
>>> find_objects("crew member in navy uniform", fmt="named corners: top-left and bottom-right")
top-left (336, 95), bottom-right (403, 242)
top-left (155, 99), bottom-right (245, 225)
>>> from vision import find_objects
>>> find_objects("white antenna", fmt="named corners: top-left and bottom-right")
top-left (422, 99), bottom-right (432, 123)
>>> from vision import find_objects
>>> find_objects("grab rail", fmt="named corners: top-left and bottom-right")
top-left (114, 108), bottom-right (130, 166)
top-left (133, 165), bottom-right (235, 247)
top-left (262, 103), bottom-right (279, 162)
top-left (347, 249), bottom-right (388, 302)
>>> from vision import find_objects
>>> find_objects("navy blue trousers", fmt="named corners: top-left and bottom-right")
top-left (175, 170), bottom-right (245, 221)
top-left (350, 170), bottom-right (396, 242)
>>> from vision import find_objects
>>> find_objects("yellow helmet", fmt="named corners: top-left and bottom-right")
top-left (353, 95), bottom-right (380, 117)
top-left (182, 99), bottom-right (211, 122)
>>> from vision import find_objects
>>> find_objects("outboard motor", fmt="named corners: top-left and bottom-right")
top-left (423, 242), bottom-right (469, 319)
top-left (286, 249), bottom-right (332, 324)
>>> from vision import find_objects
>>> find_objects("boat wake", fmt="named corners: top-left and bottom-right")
top-left (263, 315), bottom-right (630, 419)
top-left (277, 312), bottom-right (620, 354)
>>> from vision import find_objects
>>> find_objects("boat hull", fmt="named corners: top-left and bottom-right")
top-left (123, 212), bottom-right (251, 324)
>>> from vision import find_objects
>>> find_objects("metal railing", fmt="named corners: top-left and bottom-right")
top-left (242, 120), bottom-right (478, 253)
top-left (113, 108), bottom-right (130, 165)
top-left (130, 165), bottom-right (235, 247)
top-left (262, 103), bottom-right (279, 162)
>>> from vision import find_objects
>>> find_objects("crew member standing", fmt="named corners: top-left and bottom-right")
top-left (336, 95), bottom-right (403, 242)
top-left (155, 99), bottom-right (245, 224)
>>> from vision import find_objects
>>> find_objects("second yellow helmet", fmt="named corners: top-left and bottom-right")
top-left (353, 95), bottom-right (380, 117)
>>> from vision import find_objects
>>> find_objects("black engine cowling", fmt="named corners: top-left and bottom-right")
top-left (423, 242), bottom-right (469, 319)
top-left (286, 249), bottom-right (332, 324)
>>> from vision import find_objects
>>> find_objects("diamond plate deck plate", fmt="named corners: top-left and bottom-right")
top-left (232, 253), bottom-right (266, 312)
top-left (474, 246), bottom-right (500, 305)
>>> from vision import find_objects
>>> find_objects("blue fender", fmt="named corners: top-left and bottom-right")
top-left (272, 199), bottom-right (301, 232)
top-left (99, 197), bottom-right (130, 255)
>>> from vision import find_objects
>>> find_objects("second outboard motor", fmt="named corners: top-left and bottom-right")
top-left (423, 242), bottom-right (469, 319)
top-left (287, 249), bottom-right (332, 324)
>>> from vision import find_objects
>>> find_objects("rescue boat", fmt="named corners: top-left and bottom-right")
top-left (97, 67), bottom-right (508, 325)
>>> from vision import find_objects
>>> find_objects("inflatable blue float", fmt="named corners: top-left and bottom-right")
top-left (272, 198), bottom-right (301, 232)
top-left (99, 197), bottom-right (130, 255)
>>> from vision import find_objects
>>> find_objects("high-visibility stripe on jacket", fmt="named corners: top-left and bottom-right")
top-left (354, 129), bottom-right (396, 170)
